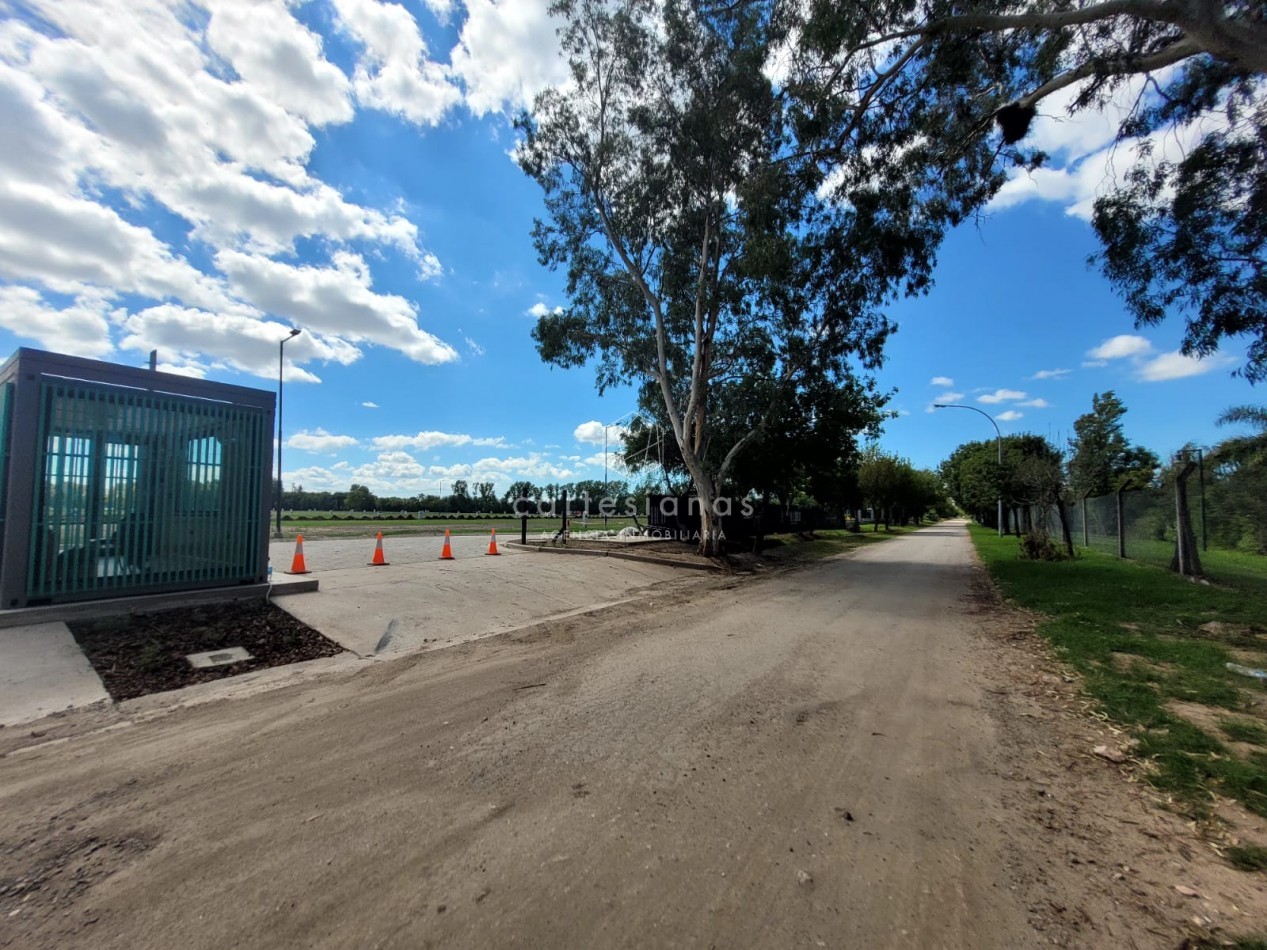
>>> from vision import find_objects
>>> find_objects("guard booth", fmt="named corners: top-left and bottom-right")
top-left (0, 348), bottom-right (275, 608)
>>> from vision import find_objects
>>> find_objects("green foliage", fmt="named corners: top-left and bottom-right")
top-left (940, 439), bottom-right (1003, 525)
top-left (1092, 75), bottom-right (1266, 381)
top-left (1208, 406), bottom-right (1267, 554)
top-left (969, 525), bottom-right (1267, 818)
top-left (344, 483), bottom-right (376, 511)
top-left (1221, 718), bottom-right (1267, 746)
top-left (1225, 843), bottom-right (1267, 873)
top-left (1067, 392), bottom-right (1159, 496)
top-left (785, 0), bottom-right (1267, 381)
top-left (940, 433), bottom-right (1064, 536)
top-left (517, 1), bottom-right (972, 552)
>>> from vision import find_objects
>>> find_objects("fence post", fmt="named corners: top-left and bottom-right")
top-left (1115, 486), bottom-right (1126, 559)
top-left (1197, 447), bottom-right (1208, 552)
top-left (1174, 470), bottom-right (1186, 576)
top-left (1081, 491), bottom-right (1091, 549)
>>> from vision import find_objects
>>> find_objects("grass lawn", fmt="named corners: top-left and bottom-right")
top-left (969, 525), bottom-right (1267, 820)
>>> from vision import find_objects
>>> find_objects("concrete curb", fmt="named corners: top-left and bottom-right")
top-left (0, 579), bottom-right (320, 628)
top-left (502, 541), bottom-right (722, 572)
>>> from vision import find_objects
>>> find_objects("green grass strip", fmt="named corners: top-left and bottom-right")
top-left (968, 525), bottom-right (1267, 819)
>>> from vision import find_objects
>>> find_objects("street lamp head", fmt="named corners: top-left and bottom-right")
top-left (932, 403), bottom-right (947, 408)
top-left (284, 327), bottom-right (302, 341)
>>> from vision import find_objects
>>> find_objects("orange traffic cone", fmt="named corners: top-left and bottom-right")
top-left (486, 528), bottom-right (500, 556)
top-left (368, 531), bottom-right (389, 566)
top-left (439, 529), bottom-right (455, 560)
top-left (284, 534), bottom-right (311, 574)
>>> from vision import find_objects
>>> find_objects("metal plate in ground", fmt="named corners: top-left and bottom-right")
top-left (186, 646), bottom-right (254, 669)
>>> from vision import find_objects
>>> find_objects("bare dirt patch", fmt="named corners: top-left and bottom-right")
top-left (1198, 621), bottom-right (1267, 650)
top-left (68, 600), bottom-right (343, 701)
top-left (0, 822), bottom-right (158, 939)
top-left (1109, 651), bottom-right (1176, 677)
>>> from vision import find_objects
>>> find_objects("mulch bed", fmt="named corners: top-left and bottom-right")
top-left (68, 600), bottom-right (344, 701)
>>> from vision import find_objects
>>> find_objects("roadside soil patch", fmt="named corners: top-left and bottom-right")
top-left (68, 601), bottom-right (343, 701)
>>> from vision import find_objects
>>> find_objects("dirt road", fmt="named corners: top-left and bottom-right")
top-left (1, 522), bottom-right (1261, 948)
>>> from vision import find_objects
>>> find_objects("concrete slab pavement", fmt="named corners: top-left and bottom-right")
top-left (0, 621), bottom-right (110, 726)
top-left (268, 533), bottom-right (687, 657)
top-left (0, 534), bottom-right (696, 728)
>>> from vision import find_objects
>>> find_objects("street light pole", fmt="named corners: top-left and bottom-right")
top-left (934, 403), bottom-right (1004, 536)
top-left (276, 327), bottom-right (302, 539)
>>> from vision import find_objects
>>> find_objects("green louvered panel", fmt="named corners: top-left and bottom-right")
top-left (27, 379), bottom-right (267, 601)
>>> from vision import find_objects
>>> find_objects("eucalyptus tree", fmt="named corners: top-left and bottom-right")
top-left (1067, 391), bottom-right (1159, 496)
top-left (783, 0), bottom-right (1266, 379)
top-left (517, 0), bottom-right (925, 553)
top-left (518, 0), bottom-right (993, 553)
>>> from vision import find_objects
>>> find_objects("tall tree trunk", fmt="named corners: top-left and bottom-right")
top-left (1055, 496), bottom-right (1074, 558)
top-left (1169, 461), bottom-right (1203, 576)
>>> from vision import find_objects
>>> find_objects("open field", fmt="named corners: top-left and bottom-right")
top-left (969, 525), bottom-right (1267, 822)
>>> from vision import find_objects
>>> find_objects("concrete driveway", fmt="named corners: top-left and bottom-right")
top-left (0, 535), bottom-right (691, 727)
top-left (266, 533), bottom-right (689, 658)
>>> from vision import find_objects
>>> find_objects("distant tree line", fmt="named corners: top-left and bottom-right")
top-left (279, 478), bottom-right (635, 516)
top-left (939, 391), bottom-right (1267, 564)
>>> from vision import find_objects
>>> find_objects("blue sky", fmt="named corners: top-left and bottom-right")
top-left (0, 0), bottom-right (1254, 497)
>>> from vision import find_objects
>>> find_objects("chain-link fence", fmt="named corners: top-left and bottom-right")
top-left (1059, 488), bottom-right (1180, 571)
top-left (1033, 479), bottom-right (1267, 589)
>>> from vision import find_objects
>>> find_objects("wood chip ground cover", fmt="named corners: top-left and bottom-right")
top-left (68, 601), bottom-right (343, 701)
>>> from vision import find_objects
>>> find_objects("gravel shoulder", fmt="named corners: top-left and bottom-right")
top-left (1, 521), bottom-right (1262, 948)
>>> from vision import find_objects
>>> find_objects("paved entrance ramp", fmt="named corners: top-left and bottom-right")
top-left (0, 621), bottom-right (109, 726)
top-left (268, 533), bottom-right (685, 657)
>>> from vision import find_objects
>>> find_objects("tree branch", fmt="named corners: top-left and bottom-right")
top-left (1016, 36), bottom-right (1201, 108)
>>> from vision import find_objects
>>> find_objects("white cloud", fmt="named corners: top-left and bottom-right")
top-left (216, 250), bottom-right (458, 365)
top-left (361, 401), bottom-right (379, 408)
top-left (0, 285), bottom-right (114, 357)
top-left (573, 420), bottom-right (604, 444)
top-left (1029, 368), bottom-right (1070, 380)
top-left (204, 0), bottom-right (354, 127)
top-left (988, 70), bottom-right (1217, 221)
top-left (288, 428), bottom-right (360, 453)
top-left (526, 300), bottom-right (563, 319)
top-left (370, 431), bottom-right (508, 451)
top-left (1087, 334), bottom-right (1153, 360)
top-left (926, 391), bottom-right (966, 412)
top-left (422, 0), bottom-right (456, 20)
top-left (115, 305), bottom-right (357, 383)
top-left (977, 389), bottom-right (1027, 404)
top-left (464, 336), bottom-right (485, 356)
top-left (293, 450), bottom-right (579, 496)
top-left (0, 1), bottom-right (462, 381)
top-left (0, 179), bottom-right (236, 308)
top-left (996, 410), bottom-right (1024, 422)
top-left (930, 376), bottom-right (954, 387)
top-left (1082, 359), bottom-right (1108, 368)
top-left (449, 0), bottom-right (568, 116)
top-left (4, 9), bottom-right (424, 258)
top-left (155, 360), bottom-right (209, 378)
top-left (1137, 350), bottom-right (1237, 382)
top-left (1018, 398), bottom-right (1051, 408)
top-left (333, 0), bottom-right (461, 126)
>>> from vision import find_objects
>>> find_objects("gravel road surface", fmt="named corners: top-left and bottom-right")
top-left (2, 521), bottom-right (1262, 948)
